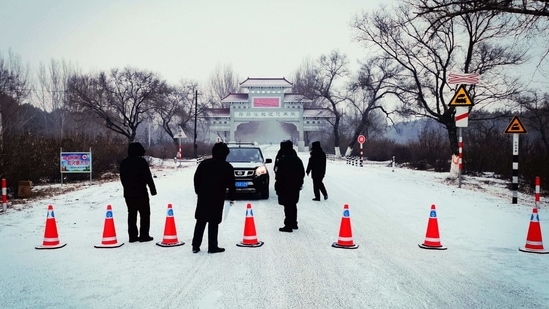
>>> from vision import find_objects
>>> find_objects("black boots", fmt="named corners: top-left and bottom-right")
top-left (279, 226), bottom-right (293, 232)
top-left (138, 236), bottom-right (154, 242)
top-left (208, 247), bottom-right (225, 254)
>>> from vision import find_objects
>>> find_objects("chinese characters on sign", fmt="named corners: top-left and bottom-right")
top-left (60, 152), bottom-right (92, 173)
top-left (236, 110), bottom-right (298, 119)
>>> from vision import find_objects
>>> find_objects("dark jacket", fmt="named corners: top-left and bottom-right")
top-left (194, 143), bottom-right (236, 223)
top-left (275, 142), bottom-right (305, 205)
top-left (120, 142), bottom-right (157, 198)
top-left (273, 141), bottom-right (285, 173)
top-left (306, 141), bottom-right (326, 179)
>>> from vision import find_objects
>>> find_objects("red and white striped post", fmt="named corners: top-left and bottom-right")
top-left (535, 176), bottom-right (540, 209)
top-left (449, 73), bottom-right (478, 189)
top-left (458, 132), bottom-right (463, 187)
top-left (2, 178), bottom-right (7, 212)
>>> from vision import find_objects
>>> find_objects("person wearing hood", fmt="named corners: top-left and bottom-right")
top-left (192, 142), bottom-right (236, 254)
top-left (120, 142), bottom-right (157, 243)
top-left (306, 141), bottom-right (328, 201)
top-left (274, 140), bottom-right (305, 232)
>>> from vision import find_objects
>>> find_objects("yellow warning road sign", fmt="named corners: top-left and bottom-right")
top-left (504, 116), bottom-right (527, 134)
top-left (448, 85), bottom-right (474, 107)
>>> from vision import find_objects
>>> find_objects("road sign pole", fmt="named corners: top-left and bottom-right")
top-left (360, 143), bottom-right (363, 167)
top-left (357, 135), bottom-right (366, 168)
top-left (512, 133), bottom-right (519, 204)
top-left (458, 127), bottom-right (463, 188)
top-left (535, 176), bottom-right (540, 209)
top-left (503, 115), bottom-right (527, 204)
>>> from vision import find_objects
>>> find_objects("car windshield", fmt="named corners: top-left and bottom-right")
top-left (227, 148), bottom-right (263, 162)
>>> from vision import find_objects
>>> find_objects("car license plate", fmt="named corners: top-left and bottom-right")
top-left (235, 181), bottom-right (248, 188)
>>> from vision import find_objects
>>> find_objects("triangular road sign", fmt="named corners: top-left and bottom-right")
top-left (448, 85), bottom-right (474, 107)
top-left (504, 116), bottom-right (527, 134)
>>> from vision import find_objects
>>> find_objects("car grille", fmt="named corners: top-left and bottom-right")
top-left (234, 170), bottom-right (254, 177)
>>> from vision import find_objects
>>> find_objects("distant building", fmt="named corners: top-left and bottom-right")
top-left (204, 77), bottom-right (332, 150)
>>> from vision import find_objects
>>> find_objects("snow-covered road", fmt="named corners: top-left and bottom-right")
top-left (1, 145), bottom-right (548, 308)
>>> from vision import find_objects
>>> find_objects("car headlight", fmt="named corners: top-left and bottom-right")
top-left (255, 165), bottom-right (268, 176)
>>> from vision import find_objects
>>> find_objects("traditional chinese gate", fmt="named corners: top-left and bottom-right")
top-left (204, 77), bottom-right (331, 151)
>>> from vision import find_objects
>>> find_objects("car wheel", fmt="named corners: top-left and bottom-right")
top-left (260, 189), bottom-right (269, 199)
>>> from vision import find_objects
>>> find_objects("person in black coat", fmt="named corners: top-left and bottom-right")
top-left (274, 140), bottom-right (305, 232)
top-left (306, 141), bottom-right (328, 201)
top-left (120, 142), bottom-right (157, 243)
top-left (192, 142), bottom-right (236, 253)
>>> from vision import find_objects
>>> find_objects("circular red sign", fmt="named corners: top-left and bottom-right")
top-left (357, 135), bottom-right (366, 144)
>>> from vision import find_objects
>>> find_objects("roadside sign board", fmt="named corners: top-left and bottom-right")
top-left (357, 135), bottom-right (366, 144)
top-left (504, 116), bottom-right (527, 134)
top-left (448, 73), bottom-right (480, 85)
top-left (455, 106), bottom-right (469, 127)
top-left (449, 85), bottom-right (474, 107)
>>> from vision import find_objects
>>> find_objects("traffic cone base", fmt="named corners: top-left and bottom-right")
top-left (156, 240), bottom-right (185, 247)
top-left (236, 240), bottom-right (264, 248)
top-left (332, 242), bottom-right (358, 249)
top-left (518, 208), bottom-right (548, 254)
top-left (418, 243), bottom-right (447, 250)
top-left (156, 203), bottom-right (185, 248)
top-left (36, 205), bottom-right (66, 250)
top-left (237, 203), bottom-right (263, 248)
top-left (518, 246), bottom-right (549, 254)
top-left (332, 204), bottom-right (358, 249)
top-left (95, 205), bottom-right (124, 249)
top-left (95, 242), bottom-right (124, 249)
top-left (36, 243), bottom-right (67, 250)
top-left (419, 204), bottom-right (446, 250)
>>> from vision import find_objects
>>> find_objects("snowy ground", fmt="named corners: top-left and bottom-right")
top-left (1, 144), bottom-right (548, 309)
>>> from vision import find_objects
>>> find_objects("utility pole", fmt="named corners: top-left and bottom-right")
top-left (193, 89), bottom-right (198, 158)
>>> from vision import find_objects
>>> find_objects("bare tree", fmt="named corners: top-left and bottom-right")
top-left (155, 80), bottom-right (199, 146)
top-left (67, 67), bottom-right (168, 142)
top-left (343, 56), bottom-right (401, 156)
top-left (0, 50), bottom-right (30, 102)
top-left (293, 50), bottom-right (349, 157)
top-left (207, 64), bottom-right (240, 103)
top-left (410, 0), bottom-right (549, 62)
top-left (34, 59), bottom-right (77, 139)
top-left (352, 4), bottom-right (526, 163)
top-left (412, 1), bottom-right (549, 19)
top-left (0, 50), bottom-right (31, 166)
top-left (518, 90), bottom-right (549, 152)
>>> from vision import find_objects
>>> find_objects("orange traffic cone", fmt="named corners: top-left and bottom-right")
top-left (519, 208), bottom-right (549, 254)
top-left (418, 204), bottom-right (447, 250)
top-left (332, 204), bottom-right (358, 249)
top-left (156, 203), bottom-right (185, 247)
top-left (94, 205), bottom-right (124, 248)
top-left (35, 205), bottom-right (66, 250)
top-left (236, 203), bottom-right (264, 247)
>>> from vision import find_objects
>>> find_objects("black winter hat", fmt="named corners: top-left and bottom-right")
top-left (128, 142), bottom-right (146, 156)
top-left (312, 141), bottom-right (321, 149)
top-left (212, 142), bottom-right (230, 159)
top-left (281, 140), bottom-right (293, 151)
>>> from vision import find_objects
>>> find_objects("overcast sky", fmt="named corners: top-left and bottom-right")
top-left (1, 0), bottom-right (391, 85)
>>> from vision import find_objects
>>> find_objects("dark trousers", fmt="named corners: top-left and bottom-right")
top-left (125, 197), bottom-right (151, 240)
top-left (192, 220), bottom-right (219, 250)
top-left (283, 203), bottom-right (298, 228)
top-left (312, 177), bottom-right (328, 199)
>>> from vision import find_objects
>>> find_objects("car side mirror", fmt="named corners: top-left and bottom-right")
top-left (265, 158), bottom-right (272, 164)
